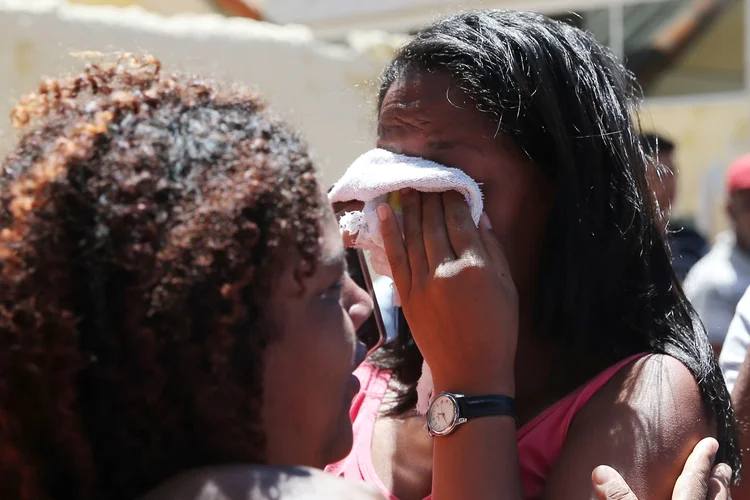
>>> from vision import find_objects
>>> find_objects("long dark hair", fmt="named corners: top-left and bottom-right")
top-left (370, 9), bottom-right (740, 474)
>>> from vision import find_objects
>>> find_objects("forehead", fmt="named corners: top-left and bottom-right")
top-left (376, 71), bottom-right (525, 179)
top-left (378, 72), bottom-right (496, 138)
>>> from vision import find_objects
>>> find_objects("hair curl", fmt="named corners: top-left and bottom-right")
top-left (0, 54), bottom-right (324, 500)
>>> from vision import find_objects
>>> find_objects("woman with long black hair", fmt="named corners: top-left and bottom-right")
top-left (328, 10), bottom-right (739, 499)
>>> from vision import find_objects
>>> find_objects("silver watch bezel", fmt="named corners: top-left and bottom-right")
top-left (427, 392), bottom-right (468, 437)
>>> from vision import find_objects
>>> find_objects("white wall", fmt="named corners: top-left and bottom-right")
top-left (0, 0), bottom-right (392, 186)
top-left (66, 0), bottom-right (218, 16)
top-left (2, 0), bottom-right (746, 231)
top-left (265, 0), bottom-right (670, 38)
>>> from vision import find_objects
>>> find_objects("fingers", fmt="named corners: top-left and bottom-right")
top-left (422, 192), bottom-right (455, 269)
top-left (590, 455), bottom-right (732, 500)
top-left (378, 203), bottom-right (411, 296)
top-left (478, 213), bottom-right (512, 278)
top-left (400, 189), bottom-right (429, 279)
top-left (672, 437), bottom-right (719, 500)
top-left (707, 463), bottom-right (732, 500)
top-left (442, 191), bottom-right (482, 259)
top-left (381, 189), bottom-right (490, 294)
top-left (591, 466), bottom-right (638, 500)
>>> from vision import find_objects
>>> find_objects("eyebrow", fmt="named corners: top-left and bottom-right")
top-left (378, 99), bottom-right (437, 123)
top-left (426, 139), bottom-right (461, 151)
top-left (426, 139), bottom-right (487, 157)
top-left (377, 115), bottom-right (432, 138)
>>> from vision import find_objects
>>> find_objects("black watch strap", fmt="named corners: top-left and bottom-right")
top-left (457, 395), bottom-right (516, 420)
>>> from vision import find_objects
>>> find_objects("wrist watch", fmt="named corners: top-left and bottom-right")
top-left (426, 392), bottom-right (516, 437)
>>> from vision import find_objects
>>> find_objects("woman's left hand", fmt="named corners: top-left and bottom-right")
top-left (378, 189), bottom-right (518, 395)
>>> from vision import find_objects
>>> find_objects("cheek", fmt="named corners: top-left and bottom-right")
top-left (284, 303), bottom-right (358, 413)
top-left (260, 308), bottom-right (354, 466)
top-left (483, 176), bottom-right (552, 293)
top-left (483, 175), bottom-right (543, 242)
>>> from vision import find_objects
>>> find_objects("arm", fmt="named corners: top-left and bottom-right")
top-left (542, 355), bottom-right (713, 500)
top-left (432, 415), bottom-right (521, 499)
top-left (716, 287), bottom-right (750, 498)
top-left (719, 288), bottom-right (750, 393)
top-left (730, 343), bottom-right (750, 499)
top-left (379, 191), bottom-right (523, 499)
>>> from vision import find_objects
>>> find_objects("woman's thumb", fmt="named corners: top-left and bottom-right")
top-left (592, 466), bottom-right (639, 500)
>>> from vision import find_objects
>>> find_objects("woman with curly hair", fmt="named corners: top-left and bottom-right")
top-left (0, 54), bottom-right (381, 500)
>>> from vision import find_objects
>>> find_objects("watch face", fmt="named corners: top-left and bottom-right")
top-left (428, 394), bottom-right (457, 434)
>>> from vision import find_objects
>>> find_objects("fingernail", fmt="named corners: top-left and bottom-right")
top-left (591, 465), bottom-right (616, 486)
top-left (377, 204), bottom-right (389, 221)
top-left (480, 212), bottom-right (492, 229)
top-left (702, 437), bottom-right (719, 457)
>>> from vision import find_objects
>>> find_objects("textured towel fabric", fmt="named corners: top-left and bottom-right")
top-left (329, 148), bottom-right (485, 415)
top-left (329, 148), bottom-right (483, 279)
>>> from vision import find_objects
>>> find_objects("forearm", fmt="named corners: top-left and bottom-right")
top-left (432, 416), bottom-right (523, 500)
top-left (731, 345), bottom-right (750, 498)
top-left (430, 374), bottom-right (523, 500)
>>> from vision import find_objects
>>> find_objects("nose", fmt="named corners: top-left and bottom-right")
top-left (341, 273), bottom-right (373, 331)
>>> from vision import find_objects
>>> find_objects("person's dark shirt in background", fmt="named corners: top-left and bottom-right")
top-left (669, 220), bottom-right (709, 281)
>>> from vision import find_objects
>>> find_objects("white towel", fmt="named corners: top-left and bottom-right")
top-left (329, 148), bottom-right (484, 415)
top-left (329, 148), bottom-right (483, 279)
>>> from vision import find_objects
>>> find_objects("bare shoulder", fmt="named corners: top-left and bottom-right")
top-left (140, 465), bottom-right (384, 500)
top-left (610, 354), bottom-right (708, 426)
top-left (542, 354), bottom-right (712, 500)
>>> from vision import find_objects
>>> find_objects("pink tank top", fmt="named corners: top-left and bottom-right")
top-left (326, 354), bottom-right (646, 500)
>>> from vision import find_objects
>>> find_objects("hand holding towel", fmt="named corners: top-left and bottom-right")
top-left (329, 148), bottom-right (485, 415)
top-left (329, 148), bottom-right (483, 278)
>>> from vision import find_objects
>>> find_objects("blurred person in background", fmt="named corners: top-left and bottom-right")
top-left (641, 133), bottom-right (708, 281)
top-left (685, 154), bottom-right (750, 355)
top-left (717, 284), bottom-right (750, 498)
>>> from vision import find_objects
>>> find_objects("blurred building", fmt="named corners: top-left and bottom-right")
top-left (67, 0), bottom-right (262, 19)
top-left (0, 0), bottom-right (748, 236)
top-left (262, 0), bottom-right (748, 237)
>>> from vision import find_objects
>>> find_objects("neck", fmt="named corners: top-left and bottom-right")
top-left (512, 308), bottom-right (605, 424)
top-left (513, 311), bottom-right (555, 423)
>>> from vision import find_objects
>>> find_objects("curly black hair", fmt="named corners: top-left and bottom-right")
top-left (0, 54), bottom-right (325, 500)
